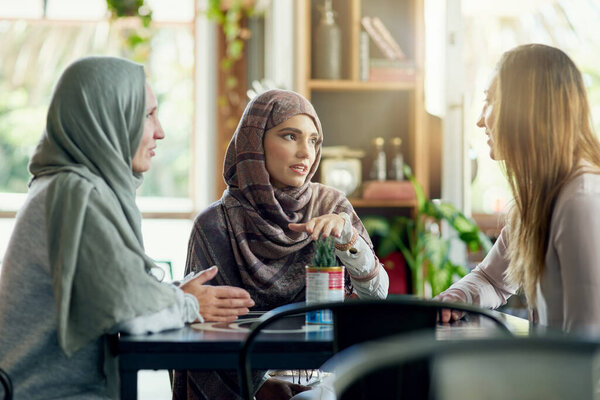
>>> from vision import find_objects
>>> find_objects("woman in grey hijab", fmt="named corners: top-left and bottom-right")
top-left (0, 56), bottom-right (253, 399)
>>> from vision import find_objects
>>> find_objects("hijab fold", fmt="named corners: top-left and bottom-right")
top-left (28, 56), bottom-right (177, 355)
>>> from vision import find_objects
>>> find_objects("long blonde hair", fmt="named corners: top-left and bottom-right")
top-left (494, 44), bottom-right (600, 307)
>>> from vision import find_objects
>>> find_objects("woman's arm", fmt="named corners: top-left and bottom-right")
top-left (436, 227), bottom-right (517, 321)
top-left (111, 287), bottom-right (199, 334)
top-left (334, 212), bottom-right (388, 299)
top-left (288, 212), bottom-right (389, 299)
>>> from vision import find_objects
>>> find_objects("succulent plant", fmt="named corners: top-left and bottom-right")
top-left (312, 237), bottom-right (337, 267)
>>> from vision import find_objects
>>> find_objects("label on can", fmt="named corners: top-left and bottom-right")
top-left (305, 266), bottom-right (344, 324)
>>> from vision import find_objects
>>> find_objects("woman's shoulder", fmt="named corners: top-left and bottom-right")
top-left (555, 172), bottom-right (600, 218)
top-left (312, 182), bottom-right (350, 204)
top-left (192, 200), bottom-right (226, 227)
top-left (561, 172), bottom-right (600, 199)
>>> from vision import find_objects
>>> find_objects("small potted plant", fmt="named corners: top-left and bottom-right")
top-left (305, 238), bottom-right (344, 324)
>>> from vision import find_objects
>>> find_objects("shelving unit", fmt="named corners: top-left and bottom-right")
top-left (349, 198), bottom-right (416, 209)
top-left (294, 0), bottom-right (428, 211)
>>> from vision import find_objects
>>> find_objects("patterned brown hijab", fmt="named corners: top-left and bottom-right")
top-left (187, 90), bottom-right (374, 309)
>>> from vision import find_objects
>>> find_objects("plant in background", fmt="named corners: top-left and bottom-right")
top-left (205, 0), bottom-right (267, 128)
top-left (363, 164), bottom-right (492, 297)
top-left (106, 0), bottom-right (153, 63)
top-left (312, 238), bottom-right (337, 267)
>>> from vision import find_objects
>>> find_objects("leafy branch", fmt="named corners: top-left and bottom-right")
top-left (363, 165), bottom-right (492, 297)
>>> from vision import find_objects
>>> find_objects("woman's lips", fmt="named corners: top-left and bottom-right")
top-left (290, 164), bottom-right (308, 175)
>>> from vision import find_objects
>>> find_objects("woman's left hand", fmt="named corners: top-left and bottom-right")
top-left (288, 214), bottom-right (345, 241)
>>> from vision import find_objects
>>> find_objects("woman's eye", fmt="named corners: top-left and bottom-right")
top-left (145, 111), bottom-right (153, 119)
top-left (283, 133), bottom-right (295, 140)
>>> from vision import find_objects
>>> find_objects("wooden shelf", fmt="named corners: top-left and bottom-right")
top-left (296, 0), bottom-right (427, 213)
top-left (349, 198), bottom-right (416, 208)
top-left (309, 79), bottom-right (416, 92)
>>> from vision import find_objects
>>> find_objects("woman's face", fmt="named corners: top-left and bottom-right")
top-left (263, 114), bottom-right (320, 189)
top-left (132, 84), bottom-right (165, 173)
top-left (477, 75), bottom-right (498, 160)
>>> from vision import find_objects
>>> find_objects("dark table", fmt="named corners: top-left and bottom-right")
top-left (110, 310), bottom-right (528, 399)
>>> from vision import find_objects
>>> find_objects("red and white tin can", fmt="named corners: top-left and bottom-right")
top-left (305, 266), bottom-right (344, 324)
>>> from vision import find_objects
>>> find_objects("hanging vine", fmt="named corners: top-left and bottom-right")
top-left (206, 0), bottom-right (266, 128)
top-left (105, 0), bottom-right (153, 63)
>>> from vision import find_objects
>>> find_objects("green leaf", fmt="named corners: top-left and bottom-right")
top-left (361, 216), bottom-right (390, 237)
top-left (402, 164), bottom-right (426, 212)
top-left (227, 39), bottom-right (244, 59)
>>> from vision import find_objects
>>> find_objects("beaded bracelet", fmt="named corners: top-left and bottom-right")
top-left (334, 227), bottom-right (359, 252)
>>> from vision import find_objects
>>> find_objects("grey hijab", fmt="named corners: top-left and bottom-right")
top-left (29, 56), bottom-right (177, 355)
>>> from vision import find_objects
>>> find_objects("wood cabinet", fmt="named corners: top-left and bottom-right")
top-left (294, 0), bottom-right (428, 210)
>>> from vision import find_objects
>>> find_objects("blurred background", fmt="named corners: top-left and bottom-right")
top-left (0, 0), bottom-right (599, 396)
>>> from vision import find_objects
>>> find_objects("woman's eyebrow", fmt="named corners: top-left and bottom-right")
top-left (277, 127), bottom-right (303, 134)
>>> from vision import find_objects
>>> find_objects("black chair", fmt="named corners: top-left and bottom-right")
top-left (238, 297), bottom-right (513, 400)
top-left (321, 331), bottom-right (600, 400)
top-left (0, 368), bottom-right (13, 400)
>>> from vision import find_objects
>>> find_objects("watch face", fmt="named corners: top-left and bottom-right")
top-left (321, 158), bottom-right (362, 196)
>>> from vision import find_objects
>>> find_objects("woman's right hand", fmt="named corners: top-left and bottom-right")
top-left (434, 289), bottom-right (468, 323)
top-left (181, 266), bottom-right (255, 322)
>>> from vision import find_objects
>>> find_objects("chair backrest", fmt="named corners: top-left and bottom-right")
top-left (238, 297), bottom-right (513, 399)
top-left (322, 332), bottom-right (600, 400)
top-left (0, 368), bottom-right (13, 400)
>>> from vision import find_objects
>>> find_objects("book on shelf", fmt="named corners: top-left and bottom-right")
top-left (371, 17), bottom-right (407, 61)
top-left (360, 16), bottom-right (406, 61)
top-left (370, 58), bottom-right (415, 69)
top-left (369, 58), bottom-right (416, 83)
top-left (369, 67), bottom-right (415, 83)
top-left (359, 31), bottom-right (370, 81)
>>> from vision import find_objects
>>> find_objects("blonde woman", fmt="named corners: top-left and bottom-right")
top-left (437, 44), bottom-right (600, 335)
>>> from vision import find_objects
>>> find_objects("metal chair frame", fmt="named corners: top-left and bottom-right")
top-left (0, 368), bottom-right (12, 400)
top-left (238, 298), bottom-right (512, 399)
top-left (321, 331), bottom-right (600, 399)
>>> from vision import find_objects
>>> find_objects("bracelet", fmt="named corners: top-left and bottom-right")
top-left (335, 227), bottom-right (359, 252)
top-left (348, 259), bottom-right (381, 282)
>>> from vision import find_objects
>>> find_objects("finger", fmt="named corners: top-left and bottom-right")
top-left (330, 220), bottom-right (344, 238)
top-left (288, 223), bottom-right (307, 232)
top-left (214, 297), bottom-right (255, 309)
top-left (320, 219), bottom-right (339, 239)
top-left (203, 313), bottom-right (240, 323)
top-left (310, 219), bottom-right (327, 240)
top-left (191, 266), bottom-right (218, 285)
top-left (290, 383), bottom-right (312, 394)
top-left (451, 311), bottom-right (464, 321)
top-left (440, 308), bottom-right (452, 323)
top-left (207, 307), bottom-right (250, 318)
top-left (207, 307), bottom-right (250, 316)
top-left (213, 286), bottom-right (253, 299)
top-left (304, 219), bottom-right (316, 234)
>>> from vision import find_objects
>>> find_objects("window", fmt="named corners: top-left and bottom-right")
top-left (0, 0), bottom-right (195, 214)
top-left (463, 0), bottom-right (600, 215)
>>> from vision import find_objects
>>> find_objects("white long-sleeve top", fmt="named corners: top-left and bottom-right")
top-left (335, 212), bottom-right (389, 299)
top-left (440, 172), bottom-right (600, 335)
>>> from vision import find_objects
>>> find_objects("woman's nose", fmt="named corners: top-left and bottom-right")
top-left (154, 121), bottom-right (166, 140)
top-left (296, 140), bottom-right (311, 158)
top-left (476, 109), bottom-right (485, 128)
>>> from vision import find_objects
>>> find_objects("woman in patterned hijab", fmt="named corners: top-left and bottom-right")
top-left (173, 90), bottom-right (388, 400)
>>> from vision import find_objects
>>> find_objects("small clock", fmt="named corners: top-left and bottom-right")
top-left (320, 146), bottom-right (365, 196)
